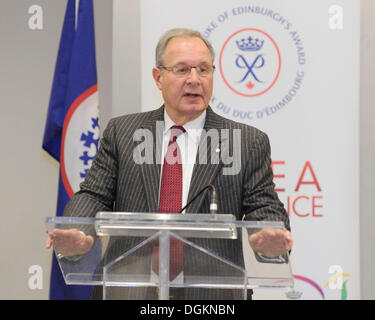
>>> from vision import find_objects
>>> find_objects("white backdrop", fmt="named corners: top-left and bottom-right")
top-left (140, 0), bottom-right (359, 299)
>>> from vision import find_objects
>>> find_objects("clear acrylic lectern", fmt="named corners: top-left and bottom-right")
top-left (46, 213), bottom-right (294, 300)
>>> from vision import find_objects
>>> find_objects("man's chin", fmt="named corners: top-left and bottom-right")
top-left (180, 103), bottom-right (208, 114)
top-left (165, 103), bottom-right (208, 123)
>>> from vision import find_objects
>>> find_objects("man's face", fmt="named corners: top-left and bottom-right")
top-left (153, 36), bottom-right (214, 124)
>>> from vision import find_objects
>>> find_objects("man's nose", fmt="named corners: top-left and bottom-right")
top-left (186, 67), bottom-right (201, 84)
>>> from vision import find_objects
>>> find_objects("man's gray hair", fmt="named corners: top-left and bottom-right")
top-left (155, 28), bottom-right (215, 67)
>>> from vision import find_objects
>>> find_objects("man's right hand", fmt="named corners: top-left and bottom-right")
top-left (45, 228), bottom-right (94, 257)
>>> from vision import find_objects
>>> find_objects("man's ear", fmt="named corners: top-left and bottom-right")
top-left (152, 67), bottom-right (162, 90)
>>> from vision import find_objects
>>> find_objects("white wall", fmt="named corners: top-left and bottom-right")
top-left (112, 0), bottom-right (141, 117)
top-left (360, 0), bottom-right (375, 300)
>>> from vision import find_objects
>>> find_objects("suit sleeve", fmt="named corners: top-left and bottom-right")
top-left (242, 131), bottom-right (290, 231)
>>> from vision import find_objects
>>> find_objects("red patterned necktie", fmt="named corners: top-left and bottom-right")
top-left (152, 125), bottom-right (185, 281)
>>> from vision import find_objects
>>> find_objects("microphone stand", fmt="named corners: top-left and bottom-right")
top-left (179, 184), bottom-right (218, 214)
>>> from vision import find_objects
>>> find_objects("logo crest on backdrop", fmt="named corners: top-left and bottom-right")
top-left (219, 28), bottom-right (281, 97)
top-left (203, 6), bottom-right (306, 121)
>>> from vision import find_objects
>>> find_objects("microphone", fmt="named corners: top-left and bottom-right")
top-left (179, 184), bottom-right (218, 214)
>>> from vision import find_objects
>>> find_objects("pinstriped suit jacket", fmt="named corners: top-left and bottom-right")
top-left (63, 105), bottom-right (290, 299)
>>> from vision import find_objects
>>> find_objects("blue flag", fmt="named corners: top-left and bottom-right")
top-left (43, 0), bottom-right (99, 300)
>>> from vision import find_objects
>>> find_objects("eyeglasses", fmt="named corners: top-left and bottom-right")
top-left (159, 64), bottom-right (215, 77)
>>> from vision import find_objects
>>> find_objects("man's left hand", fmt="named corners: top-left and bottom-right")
top-left (248, 228), bottom-right (293, 258)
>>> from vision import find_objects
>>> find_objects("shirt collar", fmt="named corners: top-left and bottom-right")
top-left (163, 109), bottom-right (206, 139)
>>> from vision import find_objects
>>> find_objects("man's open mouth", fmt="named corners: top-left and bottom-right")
top-left (184, 93), bottom-right (201, 97)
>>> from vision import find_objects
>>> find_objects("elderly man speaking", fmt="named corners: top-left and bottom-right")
top-left (46, 28), bottom-right (292, 300)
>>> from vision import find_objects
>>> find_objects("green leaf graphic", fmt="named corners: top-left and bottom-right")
top-left (341, 279), bottom-right (349, 300)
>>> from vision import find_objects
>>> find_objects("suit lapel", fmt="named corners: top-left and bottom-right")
top-left (187, 107), bottom-right (227, 213)
top-left (138, 106), bottom-right (164, 213)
